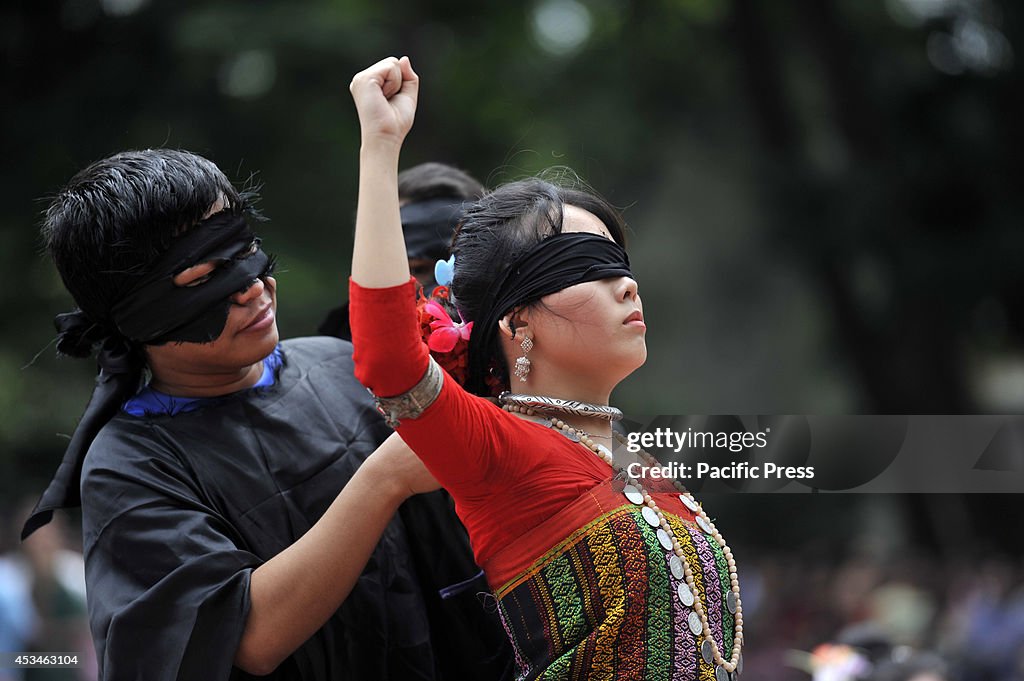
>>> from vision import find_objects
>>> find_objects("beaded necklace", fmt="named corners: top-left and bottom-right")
top-left (501, 400), bottom-right (745, 679)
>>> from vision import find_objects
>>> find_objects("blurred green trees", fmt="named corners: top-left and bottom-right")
top-left (2, 0), bottom-right (1021, 500)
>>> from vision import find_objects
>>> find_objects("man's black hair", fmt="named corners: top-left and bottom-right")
top-left (43, 149), bottom-right (254, 333)
top-left (397, 162), bottom-right (484, 203)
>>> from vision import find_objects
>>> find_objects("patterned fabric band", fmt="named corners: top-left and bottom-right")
top-left (493, 497), bottom-right (735, 680)
top-left (371, 356), bottom-right (445, 428)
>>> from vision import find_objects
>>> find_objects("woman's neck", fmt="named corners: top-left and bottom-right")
top-left (507, 378), bottom-right (616, 440)
top-left (514, 369), bottom-right (613, 406)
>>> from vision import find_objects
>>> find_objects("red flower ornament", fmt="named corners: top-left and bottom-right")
top-left (424, 300), bottom-right (473, 353)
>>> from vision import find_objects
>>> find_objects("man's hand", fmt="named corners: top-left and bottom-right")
top-left (350, 56), bottom-right (419, 148)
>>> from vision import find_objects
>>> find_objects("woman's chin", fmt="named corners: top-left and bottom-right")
top-left (627, 345), bottom-right (648, 371)
top-left (611, 354), bottom-right (647, 387)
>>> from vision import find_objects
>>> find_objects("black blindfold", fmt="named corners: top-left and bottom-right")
top-left (112, 211), bottom-right (275, 344)
top-left (400, 197), bottom-right (464, 262)
top-left (465, 231), bottom-right (632, 395)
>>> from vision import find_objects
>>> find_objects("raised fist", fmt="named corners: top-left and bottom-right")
top-left (349, 56), bottom-right (419, 147)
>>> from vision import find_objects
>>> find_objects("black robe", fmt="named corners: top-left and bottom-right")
top-left (79, 336), bottom-right (511, 681)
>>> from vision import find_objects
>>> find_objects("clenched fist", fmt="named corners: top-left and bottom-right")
top-left (350, 56), bottom-right (419, 148)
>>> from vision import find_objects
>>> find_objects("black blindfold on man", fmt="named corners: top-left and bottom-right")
top-left (112, 211), bottom-right (276, 345)
top-left (400, 197), bottom-right (464, 263)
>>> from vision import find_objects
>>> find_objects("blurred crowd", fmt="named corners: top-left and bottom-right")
top-left (0, 499), bottom-right (96, 681)
top-left (738, 549), bottom-right (1024, 681)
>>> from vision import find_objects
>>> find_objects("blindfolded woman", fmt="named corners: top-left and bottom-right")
top-left (348, 56), bottom-right (744, 681)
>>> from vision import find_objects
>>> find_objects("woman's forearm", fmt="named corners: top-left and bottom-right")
top-left (349, 56), bottom-right (419, 289)
top-left (351, 142), bottom-right (410, 288)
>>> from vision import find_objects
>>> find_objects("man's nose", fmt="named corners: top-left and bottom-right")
top-left (232, 277), bottom-right (265, 304)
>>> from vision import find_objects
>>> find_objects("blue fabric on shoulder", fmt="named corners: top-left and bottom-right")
top-left (123, 345), bottom-right (283, 417)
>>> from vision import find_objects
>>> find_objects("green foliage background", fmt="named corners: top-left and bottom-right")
top-left (2, 0), bottom-right (1022, 504)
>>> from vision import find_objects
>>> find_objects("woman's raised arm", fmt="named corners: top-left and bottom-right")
top-left (350, 55), bottom-right (419, 288)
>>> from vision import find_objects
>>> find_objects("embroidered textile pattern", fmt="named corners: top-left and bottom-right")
top-left (664, 551), bottom-right (697, 680)
top-left (495, 503), bottom-right (732, 680)
top-left (698, 522), bottom-right (736, 659)
top-left (609, 509), bottom-right (649, 677)
top-left (637, 514), bottom-right (673, 681)
top-left (585, 510), bottom-right (625, 677)
top-left (673, 518), bottom-right (716, 681)
top-left (688, 526), bottom-right (725, 660)
top-left (709, 537), bottom-right (737, 660)
top-left (547, 555), bottom-right (586, 663)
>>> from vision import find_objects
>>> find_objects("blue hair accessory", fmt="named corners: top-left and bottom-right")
top-left (434, 254), bottom-right (456, 287)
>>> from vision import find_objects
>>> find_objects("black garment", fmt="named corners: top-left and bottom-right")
top-left (79, 337), bottom-right (510, 681)
top-left (317, 302), bottom-right (353, 341)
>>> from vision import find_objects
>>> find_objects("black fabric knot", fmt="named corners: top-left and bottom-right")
top-left (54, 308), bottom-right (143, 375)
top-left (96, 334), bottom-right (143, 378)
top-left (54, 309), bottom-right (116, 358)
top-left (24, 312), bottom-right (145, 540)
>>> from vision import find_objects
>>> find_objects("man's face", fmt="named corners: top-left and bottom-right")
top-left (143, 196), bottom-right (279, 379)
top-left (143, 272), bottom-right (279, 377)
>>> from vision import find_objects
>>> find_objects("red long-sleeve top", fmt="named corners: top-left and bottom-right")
top-left (349, 278), bottom-right (687, 578)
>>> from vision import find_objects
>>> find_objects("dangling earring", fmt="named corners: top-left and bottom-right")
top-left (514, 336), bottom-right (533, 382)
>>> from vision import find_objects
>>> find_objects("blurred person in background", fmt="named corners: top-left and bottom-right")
top-left (870, 652), bottom-right (950, 681)
top-left (318, 160), bottom-right (485, 339)
top-left (0, 499), bottom-right (96, 681)
top-left (0, 522), bottom-right (34, 681)
top-left (940, 558), bottom-right (1024, 681)
top-left (793, 624), bottom-right (951, 681)
top-left (14, 502), bottom-right (96, 681)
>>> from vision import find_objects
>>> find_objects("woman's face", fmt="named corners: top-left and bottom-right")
top-left (526, 205), bottom-right (647, 385)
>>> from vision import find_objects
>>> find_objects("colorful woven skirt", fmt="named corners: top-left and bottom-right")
top-left (485, 481), bottom-right (736, 681)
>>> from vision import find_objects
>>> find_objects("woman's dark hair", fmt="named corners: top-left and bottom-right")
top-left (449, 173), bottom-right (627, 393)
top-left (42, 149), bottom-right (254, 328)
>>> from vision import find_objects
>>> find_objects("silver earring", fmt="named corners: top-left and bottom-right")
top-left (514, 336), bottom-right (533, 382)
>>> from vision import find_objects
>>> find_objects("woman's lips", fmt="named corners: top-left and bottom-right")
top-left (624, 310), bottom-right (646, 328)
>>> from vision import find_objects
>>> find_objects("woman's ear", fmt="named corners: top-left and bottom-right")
top-left (498, 307), bottom-right (532, 343)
